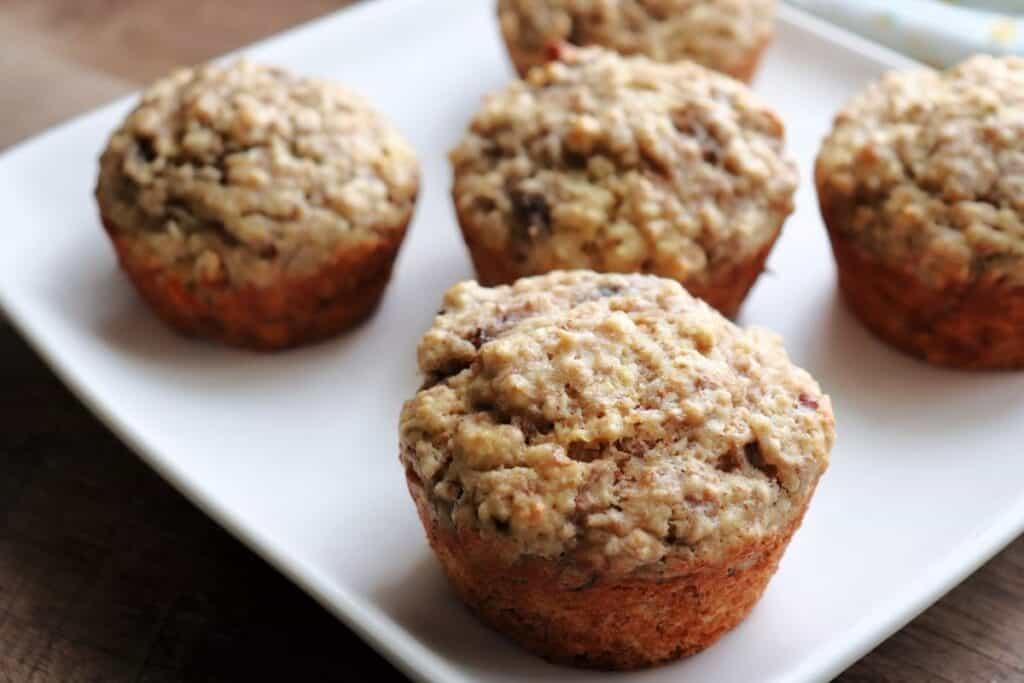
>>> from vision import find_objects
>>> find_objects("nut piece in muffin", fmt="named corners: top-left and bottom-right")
top-left (816, 55), bottom-right (1024, 369)
top-left (450, 46), bottom-right (798, 318)
top-left (400, 271), bottom-right (834, 669)
top-left (497, 0), bottom-right (776, 81)
top-left (96, 60), bottom-right (419, 350)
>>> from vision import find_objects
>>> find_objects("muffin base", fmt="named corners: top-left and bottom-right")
top-left (102, 215), bottom-right (408, 350)
top-left (408, 473), bottom-right (803, 670)
top-left (682, 234), bottom-right (779, 318)
top-left (503, 37), bottom-right (771, 84)
top-left (825, 225), bottom-right (1024, 369)
top-left (460, 217), bottom-right (780, 319)
top-left (723, 38), bottom-right (771, 84)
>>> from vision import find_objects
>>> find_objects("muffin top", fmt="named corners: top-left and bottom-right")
top-left (450, 47), bottom-right (797, 287)
top-left (497, 0), bottom-right (775, 78)
top-left (400, 271), bottom-right (833, 574)
top-left (817, 55), bottom-right (1024, 288)
top-left (96, 60), bottom-right (419, 289)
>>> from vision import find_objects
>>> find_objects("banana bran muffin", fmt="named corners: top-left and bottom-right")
top-left (450, 47), bottom-right (797, 318)
top-left (817, 55), bottom-right (1024, 369)
top-left (497, 0), bottom-right (776, 82)
top-left (399, 271), bottom-right (834, 668)
top-left (96, 60), bottom-right (419, 350)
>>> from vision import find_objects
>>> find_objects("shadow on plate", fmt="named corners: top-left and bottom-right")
top-left (41, 230), bottom-right (421, 392)
top-left (371, 550), bottom-right (577, 681)
top-left (801, 288), bottom-right (1024, 432)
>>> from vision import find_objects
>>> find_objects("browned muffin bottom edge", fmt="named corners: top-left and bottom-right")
top-left (502, 36), bottom-right (772, 84)
top-left (407, 471), bottom-right (813, 670)
top-left (817, 178), bottom-right (1024, 369)
top-left (457, 197), bottom-right (782, 318)
top-left (101, 213), bottom-right (411, 350)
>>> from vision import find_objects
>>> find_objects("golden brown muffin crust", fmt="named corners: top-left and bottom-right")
top-left (497, 0), bottom-right (776, 80)
top-left (400, 271), bottom-right (834, 575)
top-left (450, 47), bottom-right (797, 292)
top-left (817, 55), bottom-right (1024, 290)
top-left (96, 60), bottom-right (419, 290)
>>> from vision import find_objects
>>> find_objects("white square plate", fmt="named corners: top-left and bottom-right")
top-left (2, 3), bottom-right (1023, 681)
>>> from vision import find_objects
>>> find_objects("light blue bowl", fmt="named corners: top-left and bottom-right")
top-left (788, 0), bottom-right (1024, 66)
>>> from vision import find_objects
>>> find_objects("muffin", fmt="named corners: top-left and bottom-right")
top-left (816, 55), bottom-right (1024, 369)
top-left (399, 271), bottom-right (834, 669)
top-left (497, 0), bottom-right (776, 82)
top-left (450, 46), bottom-right (797, 318)
top-left (96, 60), bottom-right (419, 350)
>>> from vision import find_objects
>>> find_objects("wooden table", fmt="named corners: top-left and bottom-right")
top-left (1, 2), bottom-right (1021, 681)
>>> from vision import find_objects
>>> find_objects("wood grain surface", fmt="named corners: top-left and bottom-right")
top-left (1, 2), bottom-right (1021, 681)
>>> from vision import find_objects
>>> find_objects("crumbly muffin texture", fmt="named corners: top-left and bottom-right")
top-left (817, 55), bottom-right (1024, 289)
top-left (498, 0), bottom-right (775, 78)
top-left (400, 272), bottom-right (833, 575)
top-left (451, 47), bottom-right (797, 288)
top-left (96, 60), bottom-right (419, 289)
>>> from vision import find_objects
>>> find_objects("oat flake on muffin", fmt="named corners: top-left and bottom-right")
top-left (96, 59), bottom-right (419, 348)
top-left (816, 55), bottom-right (1024, 368)
top-left (400, 271), bottom-right (834, 668)
top-left (497, 0), bottom-right (776, 81)
top-left (450, 46), bottom-right (797, 317)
